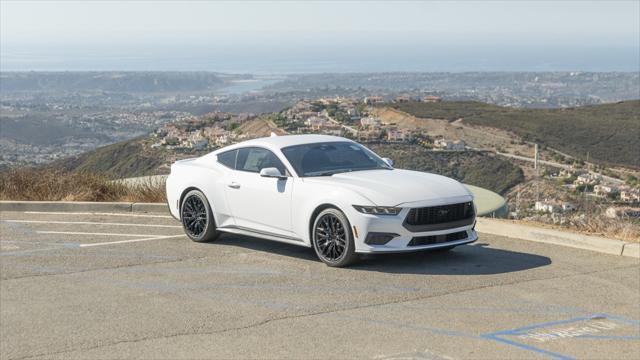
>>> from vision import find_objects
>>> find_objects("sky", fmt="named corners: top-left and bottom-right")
top-left (1, 0), bottom-right (639, 72)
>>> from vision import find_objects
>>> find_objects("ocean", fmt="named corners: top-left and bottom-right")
top-left (1, 45), bottom-right (638, 73)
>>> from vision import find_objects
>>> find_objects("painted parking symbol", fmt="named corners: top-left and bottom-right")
top-left (482, 314), bottom-right (640, 360)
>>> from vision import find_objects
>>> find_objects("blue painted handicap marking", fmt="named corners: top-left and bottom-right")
top-left (481, 314), bottom-right (640, 360)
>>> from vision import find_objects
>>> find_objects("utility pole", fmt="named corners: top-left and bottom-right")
top-left (584, 152), bottom-right (590, 220)
top-left (535, 143), bottom-right (540, 203)
top-left (534, 143), bottom-right (539, 170)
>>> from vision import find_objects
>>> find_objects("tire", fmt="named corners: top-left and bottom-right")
top-left (312, 208), bottom-right (358, 267)
top-left (180, 189), bottom-right (219, 243)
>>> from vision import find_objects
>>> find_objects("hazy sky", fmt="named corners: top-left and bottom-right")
top-left (1, 0), bottom-right (639, 72)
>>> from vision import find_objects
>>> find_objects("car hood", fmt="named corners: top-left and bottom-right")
top-left (304, 169), bottom-right (473, 206)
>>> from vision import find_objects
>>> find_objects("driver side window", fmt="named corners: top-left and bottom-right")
top-left (236, 147), bottom-right (287, 175)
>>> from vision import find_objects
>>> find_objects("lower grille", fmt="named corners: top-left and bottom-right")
top-left (408, 231), bottom-right (468, 246)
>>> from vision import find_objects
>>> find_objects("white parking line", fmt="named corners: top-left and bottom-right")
top-left (79, 234), bottom-right (185, 247)
top-left (23, 211), bottom-right (173, 219)
top-left (36, 231), bottom-right (157, 237)
top-left (4, 220), bottom-right (181, 228)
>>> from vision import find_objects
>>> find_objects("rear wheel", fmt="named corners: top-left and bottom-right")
top-left (181, 190), bottom-right (218, 243)
top-left (312, 208), bottom-right (357, 267)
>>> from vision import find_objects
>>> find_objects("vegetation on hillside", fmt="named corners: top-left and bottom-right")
top-left (0, 168), bottom-right (165, 202)
top-left (387, 100), bottom-right (640, 168)
top-left (368, 144), bottom-right (524, 194)
top-left (48, 134), bottom-right (523, 196)
top-left (0, 71), bottom-right (225, 92)
top-left (52, 140), bottom-right (165, 179)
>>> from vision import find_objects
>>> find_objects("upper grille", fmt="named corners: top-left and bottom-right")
top-left (405, 202), bottom-right (474, 227)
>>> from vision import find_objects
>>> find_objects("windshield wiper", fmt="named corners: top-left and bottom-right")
top-left (304, 171), bottom-right (333, 177)
top-left (305, 167), bottom-right (389, 177)
top-left (305, 169), bottom-right (350, 177)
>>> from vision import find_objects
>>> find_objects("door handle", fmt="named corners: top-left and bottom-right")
top-left (227, 182), bottom-right (241, 189)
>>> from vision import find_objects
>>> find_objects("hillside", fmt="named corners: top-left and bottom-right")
top-left (387, 100), bottom-right (640, 168)
top-left (52, 137), bottom-right (523, 194)
top-left (238, 118), bottom-right (288, 137)
top-left (0, 72), bottom-right (225, 92)
top-left (368, 144), bottom-right (523, 194)
top-left (52, 139), bottom-right (166, 179)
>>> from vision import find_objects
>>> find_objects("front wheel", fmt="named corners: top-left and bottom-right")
top-left (180, 190), bottom-right (218, 243)
top-left (312, 208), bottom-right (358, 267)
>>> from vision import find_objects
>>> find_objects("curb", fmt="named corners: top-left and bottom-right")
top-left (621, 243), bottom-right (640, 258)
top-left (131, 202), bottom-right (168, 214)
top-left (475, 218), bottom-right (639, 259)
top-left (0, 201), bottom-right (168, 214)
top-left (1, 201), bottom-right (637, 258)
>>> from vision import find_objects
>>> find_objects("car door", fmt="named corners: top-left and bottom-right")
top-left (224, 147), bottom-right (295, 238)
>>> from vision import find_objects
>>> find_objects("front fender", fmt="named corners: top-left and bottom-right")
top-left (291, 178), bottom-right (375, 245)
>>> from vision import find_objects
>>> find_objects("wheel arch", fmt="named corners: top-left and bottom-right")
top-left (179, 186), bottom-right (201, 214)
top-left (308, 203), bottom-right (348, 243)
top-left (179, 186), bottom-right (222, 228)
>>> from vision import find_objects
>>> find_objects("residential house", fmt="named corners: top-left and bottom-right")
top-left (203, 127), bottom-right (231, 146)
top-left (574, 173), bottom-right (601, 186)
top-left (535, 201), bottom-right (558, 213)
top-left (394, 95), bottom-right (411, 103)
top-left (186, 131), bottom-right (207, 148)
top-left (164, 124), bottom-right (183, 139)
top-left (423, 95), bottom-right (442, 103)
top-left (594, 184), bottom-right (619, 198)
top-left (434, 138), bottom-right (466, 151)
top-left (534, 201), bottom-right (574, 214)
top-left (357, 129), bottom-right (382, 141)
top-left (620, 189), bottom-right (640, 203)
top-left (387, 128), bottom-right (414, 142)
top-left (360, 116), bottom-right (381, 128)
top-left (296, 111), bottom-right (318, 121)
top-left (606, 207), bottom-right (640, 219)
top-left (363, 96), bottom-right (384, 104)
top-left (558, 169), bottom-right (583, 178)
top-left (319, 124), bottom-right (343, 136)
top-left (306, 116), bottom-right (328, 130)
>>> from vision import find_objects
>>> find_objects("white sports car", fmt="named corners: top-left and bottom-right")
top-left (166, 134), bottom-right (477, 267)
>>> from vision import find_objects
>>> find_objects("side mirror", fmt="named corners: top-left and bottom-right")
top-left (259, 167), bottom-right (287, 179)
top-left (382, 157), bottom-right (394, 167)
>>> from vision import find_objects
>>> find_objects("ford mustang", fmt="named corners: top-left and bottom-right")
top-left (166, 134), bottom-right (477, 267)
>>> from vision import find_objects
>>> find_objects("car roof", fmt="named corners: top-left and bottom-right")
top-left (216, 134), bottom-right (353, 153)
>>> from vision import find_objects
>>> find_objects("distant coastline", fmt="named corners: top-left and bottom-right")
top-left (2, 45), bottom-right (638, 73)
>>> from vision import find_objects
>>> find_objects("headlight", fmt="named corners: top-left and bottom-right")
top-left (352, 205), bottom-right (401, 215)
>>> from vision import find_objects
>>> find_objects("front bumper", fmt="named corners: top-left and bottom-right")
top-left (347, 206), bottom-right (477, 253)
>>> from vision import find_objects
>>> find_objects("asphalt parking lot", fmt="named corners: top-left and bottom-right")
top-left (1, 210), bottom-right (639, 360)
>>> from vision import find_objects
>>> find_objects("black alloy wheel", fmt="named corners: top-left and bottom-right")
top-left (180, 190), bottom-right (218, 242)
top-left (312, 208), bottom-right (357, 267)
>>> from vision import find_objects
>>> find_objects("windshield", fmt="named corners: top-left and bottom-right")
top-left (281, 141), bottom-right (391, 177)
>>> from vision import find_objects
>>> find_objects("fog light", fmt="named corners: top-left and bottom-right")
top-left (364, 232), bottom-right (399, 245)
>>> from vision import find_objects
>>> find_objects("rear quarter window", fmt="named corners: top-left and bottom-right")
top-left (216, 150), bottom-right (237, 169)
